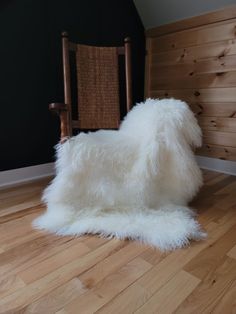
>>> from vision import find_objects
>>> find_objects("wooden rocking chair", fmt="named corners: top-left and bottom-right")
top-left (50, 32), bottom-right (132, 142)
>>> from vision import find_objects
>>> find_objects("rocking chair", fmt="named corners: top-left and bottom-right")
top-left (49, 32), bottom-right (132, 141)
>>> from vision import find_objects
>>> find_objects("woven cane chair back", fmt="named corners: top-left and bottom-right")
top-left (62, 32), bottom-right (132, 134)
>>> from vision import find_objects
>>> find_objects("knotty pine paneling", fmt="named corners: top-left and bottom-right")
top-left (151, 72), bottom-right (236, 90)
top-left (198, 117), bottom-right (236, 132)
top-left (190, 102), bottom-right (236, 117)
top-left (146, 8), bottom-right (236, 161)
top-left (151, 19), bottom-right (236, 53)
top-left (151, 40), bottom-right (236, 66)
top-left (151, 88), bottom-right (236, 103)
top-left (197, 144), bottom-right (236, 161)
top-left (203, 131), bottom-right (236, 147)
top-left (151, 55), bottom-right (236, 78)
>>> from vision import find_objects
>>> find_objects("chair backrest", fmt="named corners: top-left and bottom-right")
top-left (61, 32), bottom-right (132, 135)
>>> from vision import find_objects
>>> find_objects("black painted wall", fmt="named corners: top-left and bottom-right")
top-left (0, 0), bottom-right (145, 171)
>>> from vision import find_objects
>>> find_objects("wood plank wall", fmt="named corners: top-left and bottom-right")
top-left (145, 6), bottom-right (236, 161)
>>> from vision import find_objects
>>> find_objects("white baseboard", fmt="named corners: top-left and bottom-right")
top-left (196, 156), bottom-right (236, 176)
top-left (0, 156), bottom-right (235, 189)
top-left (0, 163), bottom-right (55, 189)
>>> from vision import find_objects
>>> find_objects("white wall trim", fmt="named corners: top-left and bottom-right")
top-left (0, 156), bottom-right (235, 189)
top-left (0, 163), bottom-right (55, 189)
top-left (196, 156), bottom-right (236, 176)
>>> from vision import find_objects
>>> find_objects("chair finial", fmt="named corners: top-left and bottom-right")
top-left (62, 31), bottom-right (68, 38)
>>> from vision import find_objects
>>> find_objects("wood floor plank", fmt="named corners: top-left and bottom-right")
top-left (0, 211), bottom-right (41, 243)
top-left (135, 270), bottom-right (200, 314)
top-left (211, 279), bottom-right (236, 314)
top-left (0, 204), bottom-right (43, 224)
top-left (0, 177), bottom-right (50, 219)
top-left (0, 239), bottom-right (125, 312)
top-left (96, 280), bottom-right (150, 314)
top-left (203, 171), bottom-right (224, 184)
top-left (0, 235), bottom-right (85, 279)
top-left (139, 247), bottom-right (167, 265)
top-left (0, 226), bottom-right (43, 251)
top-left (92, 217), bottom-right (236, 314)
top-left (18, 242), bottom-right (91, 284)
top-left (205, 173), bottom-right (228, 186)
top-left (0, 273), bottom-right (25, 299)
top-left (217, 197), bottom-right (236, 213)
top-left (197, 206), bottom-right (227, 226)
top-left (0, 177), bottom-right (51, 198)
top-left (175, 257), bottom-right (236, 313)
top-left (0, 190), bottom-right (43, 214)
top-left (184, 224), bottom-right (236, 279)
top-left (60, 257), bottom-right (152, 314)
top-left (227, 244), bottom-right (236, 259)
top-left (79, 242), bottom-right (147, 289)
top-left (21, 278), bottom-right (87, 314)
top-left (191, 175), bottom-right (236, 211)
top-left (215, 180), bottom-right (236, 195)
top-left (0, 171), bottom-right (236, 313)
top-left (84, 236), bottom-right (109, 250)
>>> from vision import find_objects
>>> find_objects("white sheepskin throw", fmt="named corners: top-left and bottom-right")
top-left (33, 98), bottom-right (206, 251)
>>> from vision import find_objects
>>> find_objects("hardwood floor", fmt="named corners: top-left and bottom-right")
top-left (0, 170), bottom-right (235, 313)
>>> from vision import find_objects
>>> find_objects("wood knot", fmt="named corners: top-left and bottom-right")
top-left (84, 278), bottom-right (95, 289)
top-left (218, 51), bottom-right (225, 58)
top-left (210, 120), bottom-right (217, 127)
top-left (194, 91), bottom-right (200, 96)
top-left (197, 104), bottom-right (203, 115)
top-left (197, 104), bottom-right (203, 109)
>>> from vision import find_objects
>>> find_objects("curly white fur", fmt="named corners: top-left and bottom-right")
top-left (33, 98), bottom-right (206, 250)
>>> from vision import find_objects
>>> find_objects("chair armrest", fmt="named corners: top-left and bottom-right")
top-left (49, 102), bottom-right (68, 113)
top-left (49, 103), bottom-right (71, 141)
